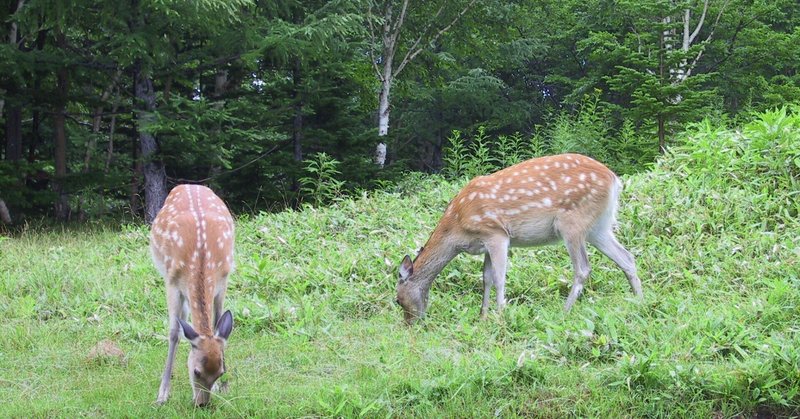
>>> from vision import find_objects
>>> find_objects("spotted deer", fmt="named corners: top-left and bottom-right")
top-left (396, 153), bottom-right (642, 324)
top-left (151, 184), bottom-right (235, 406)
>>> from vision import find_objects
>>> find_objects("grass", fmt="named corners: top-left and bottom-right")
top-left (1, 109), bottom-right (800, 417)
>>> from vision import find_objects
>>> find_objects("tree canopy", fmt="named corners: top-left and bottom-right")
top-left (1, 0), bottom-right (797, 222)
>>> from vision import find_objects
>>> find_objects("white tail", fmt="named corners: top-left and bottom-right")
top-left (151, 184), bottom-right (235, 406)
top-left (396, 153), bottom-right (642, 324)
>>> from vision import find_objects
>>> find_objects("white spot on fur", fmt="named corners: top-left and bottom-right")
top-left (541, 198), bottom-right (552, 207)
top-left (579, 173), bottom-right (587, 181)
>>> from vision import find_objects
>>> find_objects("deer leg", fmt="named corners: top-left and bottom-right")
top-left (481, 253), bottom-right (494, 319)
top-left (588, 230), bottom-right (643, 298)
top-left (213, 289), bottom-right (225, 329)
top-left (211, 287), bottom-right (228, 394)
top-left (157, 287), bottom-right (183, 405)
top-left (486, 237), bottom-right (510, 313)
top-left (563, 236), bottom-right (591, 312)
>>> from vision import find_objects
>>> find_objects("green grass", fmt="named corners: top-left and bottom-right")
top-left (2, 109), bottom-right (800, 417)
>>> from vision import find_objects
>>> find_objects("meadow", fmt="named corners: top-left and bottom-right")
top-left (1, 109), bottom-right (799, 417)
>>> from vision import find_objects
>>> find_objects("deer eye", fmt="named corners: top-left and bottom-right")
top-left (194, 368), bottom-right (201, 377)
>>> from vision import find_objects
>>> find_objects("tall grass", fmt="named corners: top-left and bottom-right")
top-left (1, 108), bottom-right (799, 417)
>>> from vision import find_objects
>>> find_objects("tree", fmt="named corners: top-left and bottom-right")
top-left (367, 0), bottom-right (477, 166)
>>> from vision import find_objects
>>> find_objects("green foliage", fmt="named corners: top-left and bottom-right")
top-left (299, 152), bottom-right (345, 206)
top-left (441, 93), bottom-right (658, 178)
top-left (667, 106), bottom-right (800, 228)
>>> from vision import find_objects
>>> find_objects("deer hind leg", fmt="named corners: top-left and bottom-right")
top-left (485, 237), bottom-right (510, 313)
top-left (157, 287), bottom-right (184, 404)
top-left (481, 253), bottom-right (494, 319)
top-left (588, 229), bottom-right (643, 298)
top-left (563, 234), bottom-right (591, 312)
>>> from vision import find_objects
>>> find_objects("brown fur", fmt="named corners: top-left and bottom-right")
top-left (397, 153), bottom-right (642, 323)
top-left (152, 185), bottom-right (235, 406)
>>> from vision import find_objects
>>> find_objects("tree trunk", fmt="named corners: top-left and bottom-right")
top-left (84, 71), bottom-right (121, 172)
top-left (0, 198), bottom-right (11, 224)
top-left (130, 136), bottom-right (141, 214)
top-left (104, 93), bottom-right (119, 173)
top-left (134, 64), bottom-right (167, 223)
top-left (658, 115), bottom-right (666, 153)
top-left (375, 55), bottom-right (393, 168)
top-left (292, 59), bottom-right (303, 163)
top-left (4, 107), bottom-right (22, 161)
top-left (27, 29), bottom-right (48, 163)
top-left (378, 77), bottom-right (392, 137)
top-left (53, 30), bottom-right (70, 221)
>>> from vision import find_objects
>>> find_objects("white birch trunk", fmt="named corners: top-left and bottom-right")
top-left (377, 51), bottom-right (393, 136)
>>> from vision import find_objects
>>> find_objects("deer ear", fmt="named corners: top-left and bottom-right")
top-left (215, 310), bottom-right (233, 341)
top-left (399, 255), bottom-right (414, 282)
top-left (179, 318), bottom-right (200, 345)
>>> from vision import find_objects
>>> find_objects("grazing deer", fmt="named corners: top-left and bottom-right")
top-left (396, 153), bottom-right (642, 324)
top-left (151, 184), bottom-right (235, 406)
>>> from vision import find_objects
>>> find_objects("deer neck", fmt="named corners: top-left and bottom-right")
top-left (187, 270), bottom-right (215, 335)
top-left (411, 224), bottom-right (461, 292)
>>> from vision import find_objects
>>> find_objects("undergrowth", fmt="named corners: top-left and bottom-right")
top-left (0, 107), bottom-right (798, 417)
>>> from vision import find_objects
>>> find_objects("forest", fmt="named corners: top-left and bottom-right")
top-left (1, 0), bottom-right (798, 222)
top-left (2, 0), bottom-right (800, 417)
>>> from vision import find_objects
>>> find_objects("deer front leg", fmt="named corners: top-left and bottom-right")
top-left (157, 288), bottom-right (182, 405)
top-left (211, 288), bottom-right (229, 394)
top-left (486, 237), bottom-right (510, 314)
top-left (481, 253), bottom-right (493, 319)
top-left (563, 236), bottom-right (591, 312)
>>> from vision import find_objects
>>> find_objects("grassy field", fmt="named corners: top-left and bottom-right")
top-left (2, 110), bottom-right (800, 417)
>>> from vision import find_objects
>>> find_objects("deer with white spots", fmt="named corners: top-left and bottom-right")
top-left (396, 153), bottom-right (642, 324)
top-left (151, 184), bottom-right (235, 406)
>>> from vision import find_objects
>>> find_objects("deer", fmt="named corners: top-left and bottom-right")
top-left (151, 184), bottom-right (235, 406)
top-left (396, 153), bottom-right (642, 324)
